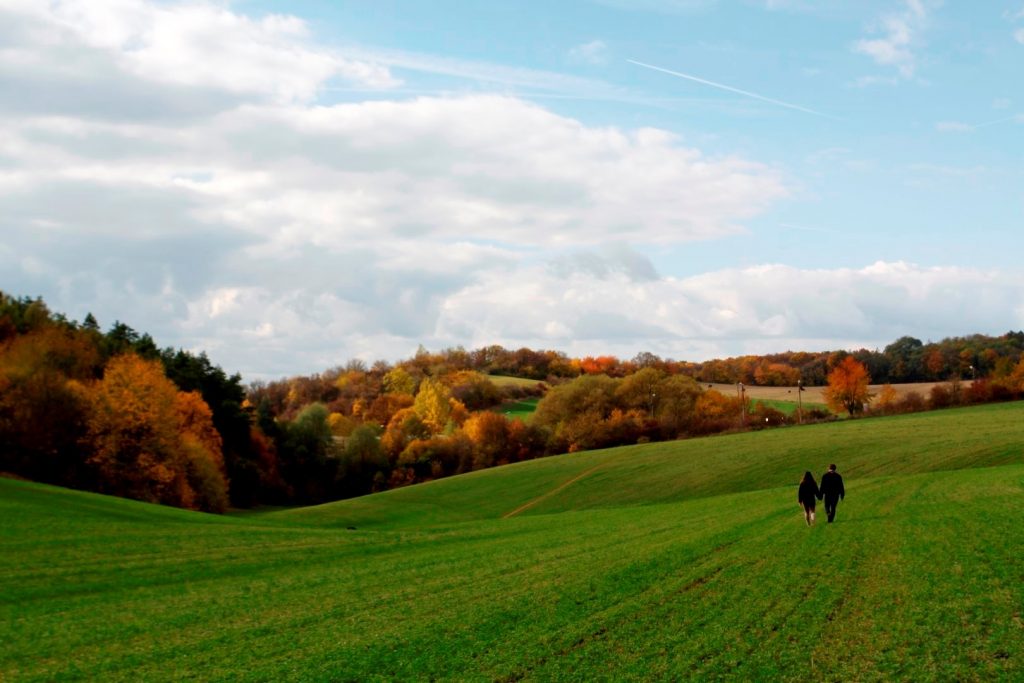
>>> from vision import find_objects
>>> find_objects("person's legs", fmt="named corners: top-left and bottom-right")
top-left (803, 504), bottom-right (812, 526)
top-left (824, 496), bottom-right (838, 522)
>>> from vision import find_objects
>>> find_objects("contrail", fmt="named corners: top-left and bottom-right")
top-left (627, 58), bottom-right (834, 119)
top-left (972, 114), bottom-right (1022, 129)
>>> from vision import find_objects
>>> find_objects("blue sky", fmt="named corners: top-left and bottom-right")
top-left (2, 0), bottom-right (1022, 378)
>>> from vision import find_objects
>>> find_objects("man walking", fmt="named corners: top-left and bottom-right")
top-left (820, 463), bottom-right (845, 523)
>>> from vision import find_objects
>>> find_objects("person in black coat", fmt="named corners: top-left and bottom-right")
top-left (797, 471), bottom-right (821, 526)
top-left (819, 463), bottom-right (846, 523)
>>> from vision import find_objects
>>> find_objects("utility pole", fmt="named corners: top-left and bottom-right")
top-left (797, 379), bottom-right (803, 425)
top-left (737, 382), bottom-right (746, 426)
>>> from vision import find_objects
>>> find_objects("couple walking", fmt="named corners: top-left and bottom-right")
top-left (798, 464), bottom-right (845, 526)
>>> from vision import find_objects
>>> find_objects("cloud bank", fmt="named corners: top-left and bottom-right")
top-left (4, 0), bottom-right (1022, 379)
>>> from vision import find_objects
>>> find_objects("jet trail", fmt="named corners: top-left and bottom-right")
top-left (973, 114), bottom-right (1022, 129)
top-left (627, 59), bottom-right (834, 119)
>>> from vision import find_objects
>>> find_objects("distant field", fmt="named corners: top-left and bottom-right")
top-left (707, 381), bottom-right (954, 405)
top-left (488, 374), bottom-right (546, 389)
top-left (4, 401), bottom-right (1024, 681)
top-left (494, 396), bottom-right (540, 421)
top-left (751, 397), bottom-right (830, 416)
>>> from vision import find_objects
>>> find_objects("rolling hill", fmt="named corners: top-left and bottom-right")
top-left (3, 401), bottom-right (1024, 681)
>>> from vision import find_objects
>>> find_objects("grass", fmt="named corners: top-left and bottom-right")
top-left (487, 375), bottom-right (546, 389)
top-left (493, 396), bottom-right (540, 421)
top-left (751, 397), bottom-right (830, 416)
top-left (4, 401), bottom-right (1024, 681)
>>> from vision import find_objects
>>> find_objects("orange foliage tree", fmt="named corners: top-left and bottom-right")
top-left (823, 356), bottom-right (872, 416)
top-left (691, 389), bottom-right (744, 434)
top-left (462, 411), bottom-right (510, 469)
top-left (82, 354), bottom-right (229, 511)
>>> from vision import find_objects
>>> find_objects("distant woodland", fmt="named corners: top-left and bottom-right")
top-left (4, 291), bottom-right (1024, 512)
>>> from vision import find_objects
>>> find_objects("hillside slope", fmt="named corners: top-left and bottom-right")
top-left (272, 401), bottom-right (1024, 529)
top-left (3, 464), bottom-right (1023, 680)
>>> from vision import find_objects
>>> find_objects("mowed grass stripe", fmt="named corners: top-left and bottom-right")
top-left (502, 461), bottom-right (609, 518)
top-left (4, 463), bottom-right (1024, 680)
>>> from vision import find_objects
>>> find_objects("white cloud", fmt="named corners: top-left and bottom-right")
top-left (6, 0), bottom-right (1017, 381)
top-left (435, 261), bottom-right (1024, 362)
top-left (569, 40), bottom-right (609, 65)
top-left (853, 0), bottom-right (928, 80)
top-left (4, 96), bottom-right (787, 249)
top-left (1, 0), bottom-right (397, 103)
top-left (1, 92), bottom-right (789, 376)
top-left (0, 0), bottom-right (792, 378)
top-left (1015, 27), bottom-right (1024, 44)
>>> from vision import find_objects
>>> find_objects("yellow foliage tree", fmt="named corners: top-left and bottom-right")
top-left (413, 378), bottom-right (451, 433)
top-left (383, 366), bottom-right (418, 395)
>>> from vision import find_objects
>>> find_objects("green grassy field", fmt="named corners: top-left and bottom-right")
top-left (752, 397), bottom-right (831, 416)
top-left (4, 402), bottom-right (1024, 681)
top-left (494, 396), bottom-right (540, 421)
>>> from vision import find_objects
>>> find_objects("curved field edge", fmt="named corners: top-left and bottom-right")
top-left (269, 401), bottom-right (1024, 530)
top-left (2, 464), bottom-right (1023, 681)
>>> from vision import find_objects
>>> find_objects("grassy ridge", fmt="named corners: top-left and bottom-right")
top-left (4, 401), bottom-right (1024, 680)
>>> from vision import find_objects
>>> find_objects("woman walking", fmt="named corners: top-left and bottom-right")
top-left (798, 471), bottom-right (821, 526)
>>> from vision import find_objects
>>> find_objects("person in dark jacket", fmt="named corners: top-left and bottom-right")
top-left (797, 471), bottom-right (821, 526)
top-left (819, 463), bottom-right (845, 523)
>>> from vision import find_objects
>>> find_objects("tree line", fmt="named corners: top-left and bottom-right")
top-left (5, 291), bottom-right (1024, 513)
top-left (0, 294), bottom-right (262, 511)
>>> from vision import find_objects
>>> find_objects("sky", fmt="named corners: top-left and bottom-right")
top-left (2, 0), bottom-right (1023, 380)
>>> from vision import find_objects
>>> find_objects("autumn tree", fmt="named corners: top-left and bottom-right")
top-left (615, 367), bottom-right (664, 415)
top-left (159, 347), bottom-right (257, 508)
top-left (462, 411), bottom-right (511, 469)
top-left (533, 374), bottom-right (619, 430)
top-left (83, 354), bottom-right (229, 511)
top-left (444, 371), bottom-right (502, 410)
top-left (362, 392), bottom-right (414, 427)
top-left (413, 378), bottom-right (452, 433)
top-left (577, 355), bottom-right (622, 376)
top-left (0, 326), bottom-right (98, 485)
top-left (754, 361), bottom-right (800, 387)
top-left (823, 356), bottom-right (872, 416)
top-left (691, 389), bottom-right (743, 434)
top-left (383, 366), bottom-right (418, 395)
top-left (651, 374), bottom-right (702, 438)
top-left (381, 408), bottom-right (431, 463)
top-left (398, 432), bottom-right (473, 480)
